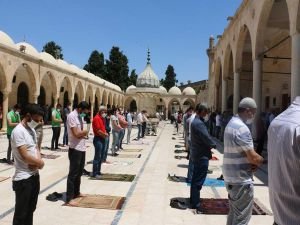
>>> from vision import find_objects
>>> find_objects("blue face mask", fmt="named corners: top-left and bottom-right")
top-left (80, 113), bottom-right (86, 118)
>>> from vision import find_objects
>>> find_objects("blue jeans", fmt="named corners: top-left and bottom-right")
top-left (92, 136), bottom-right (105, 176)
top-left (137, 124), bottom-right (142, 139)
top-left (190, 157), bottom-right (209, 208)
top-left (226, 183), bottom-right (254, 225)
top-left (63, 122), bottom-right (68, 145)
top-left (111, 130), bottom-right (119, 154)
top-left (102, 135), bottom-right (110, 162)
top-left (118, 129), bottom-right (125, 148)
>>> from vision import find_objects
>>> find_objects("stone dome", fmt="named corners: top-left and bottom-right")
top-left (182, 87), bottom-right (196, 95)
top-left (40, 52), bottom-right (56, 64)
top-left (126, 85), bottom-right (136, 93)
top-left (0, 31), bottom-right (15, 47)
top-left (168, 86), bottom-right (182, 95)
top-left (159, 86), bottom-right (168, 94)
top-left (136, 63), bottom-right (160, 88)
top-left (15, 42), bottom-right (40, 58)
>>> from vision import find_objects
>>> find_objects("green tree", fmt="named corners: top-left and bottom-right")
top-left (83, 50), bottom-right (106, 78)
top-left (128, 69), bottom-right (138, 86)
top-left (42, 41), bottom-right (63, 59)
top-left (105, 46), bottom-right (129, 91)
top-left (163, 65), bottom-right (177, 91)
top-left (160, 78), bottom-right (165, 87)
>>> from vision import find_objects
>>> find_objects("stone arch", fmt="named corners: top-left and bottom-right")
top-left (113, 94), bottom-right (118, 107)
top-left (214, 58), bottom-right (223, 111)
top-left (17, 82), bottom-right (29, 107)
top-left (124, 96), bottom-right (137, 112)
top-left (74, 81), bottom-right (85, 102)
top-left (107, 92), bottom-right (113, 108)
top-left (40, 71), bottom-right (58, 107)
top-left (59, 76), bottom-right (73, 107)
top-left (85, 84), bottom-right (94, 105)
top-left (0, 62), bottom-right (7, 92)
top-left (182, 98), bottom-right (195, 110)
top-left (255, 0), bottom-right (291, 111)
top-left (94, 88), bottom-right (101, 112)
top-left (38, 86), bottom-right (46, 106)
top-left (9, 63), bottom-right (37, 108)
top-left (168, 97), bottom-right (181, 118)
top-left (223, 45), bottom-right (234, 110)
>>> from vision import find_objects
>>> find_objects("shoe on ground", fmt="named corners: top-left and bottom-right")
top-left (170, 199), bottom-right (187, 210)
top-left (90, 175), bottom-right (101, 179)
top-left (6, 160), bottom-right (14, 165)
top-left (112, 153), bottom-right (119, 157)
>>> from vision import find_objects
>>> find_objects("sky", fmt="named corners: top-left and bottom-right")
top-left (0, 0), bottom-right (242, 84)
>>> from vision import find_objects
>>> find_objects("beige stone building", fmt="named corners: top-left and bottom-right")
top-left (0, 31), bottom-right (124, 131)
top-left (125, 54), bottom-right (197, 119)
top-left (207, 0), bottom-right (300, 115)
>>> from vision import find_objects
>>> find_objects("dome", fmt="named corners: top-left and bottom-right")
top-left (0, 31), bottom-right (15, 47)
top-left (126, 85), bottom-right (136, 93)
top-left (182, 87), bottom-right (196, 95)
top-left (159, 86), bottom-right (167, 94)
top-left (15, 42), bottom-right (40, 58)
top-left (40, 52), bottom-right (56, 64)
top-left (136, 63), bottom-right (160, 88)
top-left (168, 86), bottom-right (182, 95)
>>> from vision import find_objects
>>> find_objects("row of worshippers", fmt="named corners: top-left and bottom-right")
top-left (8, 101), bottom-right (143, 225)
top-left (181, 97), bottom-right (299, 225)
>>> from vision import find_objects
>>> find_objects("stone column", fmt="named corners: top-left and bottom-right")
top-left (233, 72), bottom-right (240, 114)
top-left (291, 33), bottom-right (300, 101)
top-left (90, 102), bottom-right (94, 121)
top-left (221, 78), bottom-right (227, 112)
top-left (1, 91), bottom-right (9, 131)
top-left (32, 94), bottom-right (39, 104)
top-left (253, 58), bottom-right (262, 115)
top-left (165, 105), bottom-right (169, 120)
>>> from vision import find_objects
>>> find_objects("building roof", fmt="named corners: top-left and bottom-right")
top-left (168, 86), bottom-right (182, 95)
top-left (182, 87), bottom-right (196, 95)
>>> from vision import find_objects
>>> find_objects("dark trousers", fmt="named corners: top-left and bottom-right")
top-left (13, 174), bottom-right (40, 225)
top-left (92, 136), bottom-right (105, 177)
top-left (51, 126), bottom-right (61, 149)
top-left (190, 158), bottom-right (209, 208)
top-left (118, 128), bottom-right (125, 148)
top-left (141, 122), bottom-right (146, 137)
top-left (63, 122), bottom-right (68, 145)
top-left (66, 148), bottom-right (85, 202)
top-left (7, 135), bottom-right (12, 161)
top-left (102, 136), bottom-right (110, 162)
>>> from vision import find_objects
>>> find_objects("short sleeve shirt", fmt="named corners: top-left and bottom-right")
top-left (11, 123), bottom-right (38, 181)
top-left (111, 115), bottom-right (119, 131)
top-left (7, 110), bottom-right (20, 136)
top-left (222, 116), bottom-right (254, 184)
top-left (67, 110), bottom-right (86, 152)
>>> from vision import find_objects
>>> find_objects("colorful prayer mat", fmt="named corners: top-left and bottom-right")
top-left (41, 154), bottom-right (60, 159)
top-left (89, 173), bottom-right (135, 182)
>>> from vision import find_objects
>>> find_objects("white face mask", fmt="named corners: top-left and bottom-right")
top-left (28, 120), bottom-right (39, 129)
top-left (15, 111), bottom-right (20, 115)
top-left (101, 113), bottom-right (107, 118)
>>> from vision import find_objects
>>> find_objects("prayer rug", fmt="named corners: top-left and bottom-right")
top-left (89, 173), bottom-right (135, 182)
top-left (117, 154), bottom-right (141, 158)
top-left (203, 178), bottom-right (224, 187)
top-left (41, 154), bottom-right (60, 159)
top-left (0, 176), bottom-right (10, 182)
top-left (123, 148), bottom-right (143, 152)
top-left (200, 198), bottom-right (272, 215)
top-left (65, 195), bottom-right (125, 210)
top-left (52, 148), bottom-right (68, 152)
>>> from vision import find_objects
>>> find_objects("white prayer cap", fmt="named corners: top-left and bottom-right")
top-left (239, 97), bottom-right (257, 109)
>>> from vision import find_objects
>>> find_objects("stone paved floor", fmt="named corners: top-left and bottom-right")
top-left (0, 122), bottom-right (273, 225)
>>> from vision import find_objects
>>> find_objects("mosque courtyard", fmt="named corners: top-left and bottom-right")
top-left (0, 123), bottom-right (273, 225)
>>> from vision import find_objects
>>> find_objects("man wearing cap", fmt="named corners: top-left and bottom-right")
top-left (268, 96), bottom-right (300, 225)
top-left (91, 106), bottom-right (108, 178)
top-left (223, 97), bottom-right (264, 225)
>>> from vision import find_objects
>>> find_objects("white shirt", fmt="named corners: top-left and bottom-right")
top-left (67, 110), bottom-right (86, 152)
top-left (11, 123), bottom-right (38, 181)
top-left (137, 113), bottom-right (143, 124)
top-left (188, 113), bottom-right (196, 141)
top-left (268, 96), bottom-right (300, 225)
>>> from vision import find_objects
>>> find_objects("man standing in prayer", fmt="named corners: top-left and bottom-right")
top-left (223, 97), bottom-right (264, 225)
top-left (51, 103), bottom-right (63, 150)
top-left (268, 96), bottom-right (300, 225)
top-left (126, 110), bottom-right (133, 144)
top-left (11, 104), bottom-right (45, 225)
top-left (118, 108), bottom-right (128, 150)
top-left (91, 106), bottom-right (108, 178)
top-left (65, 101), bottom-right (89, 206)
top-left (6, 104), bottom-right (21, 164)
top-left (190, 104), bottom-right (216, 213)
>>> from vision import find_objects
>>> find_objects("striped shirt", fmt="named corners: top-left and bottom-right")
top-left (268, 96), bottom-right (300, 225)
top-left (222, 116), bottom-right (253, 185)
